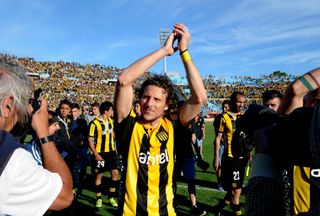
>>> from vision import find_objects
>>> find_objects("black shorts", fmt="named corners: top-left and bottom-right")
top-left (221, 156), bottom-right (246, 191)
top-left (95, 151), bottom-right (118, 173)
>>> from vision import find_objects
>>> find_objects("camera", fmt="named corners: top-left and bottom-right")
top-left (240, 103), bottom-right (318, 166)
top-left (227, 104), bottom-right (282, 159)
top-left (238, 104), bottom-right (282, 136)
top-left (29, 88), bottom-right (42, 112)
top-left (11, 88), bottom-right (43, 142)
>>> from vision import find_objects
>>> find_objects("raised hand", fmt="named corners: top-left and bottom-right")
top-left (163, 32), bottom-right (178, 56)
top-left (173, 23), bottom-right (191, 53)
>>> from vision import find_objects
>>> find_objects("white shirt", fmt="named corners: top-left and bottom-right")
top-left (0, 148), bottom-right (62, 216)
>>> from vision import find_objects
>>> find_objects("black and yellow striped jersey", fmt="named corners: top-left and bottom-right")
top-left (290, 165), bottom-right (320, 215)
top-left (218, 111), bottom-right (243, 158)
top-left (116, 115), bottom-right (176, 216)
top-left (88, 117), bottom-right (115, 153)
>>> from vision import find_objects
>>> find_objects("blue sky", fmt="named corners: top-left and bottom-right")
top-left (0, 0), bottom-right (319, 77)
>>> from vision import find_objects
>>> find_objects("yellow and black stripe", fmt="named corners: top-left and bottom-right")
top-left (88, 117), bottom-right (115, 153)
top-left (118, 116), bottom-right (176, 216)
top-left (293, 165), bottom-right (320, 215)
top-left (218, 112), bottom-right (242, 158)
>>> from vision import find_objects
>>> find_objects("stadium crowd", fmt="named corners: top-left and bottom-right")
top-left (0, 54), bottom-right (297, 112)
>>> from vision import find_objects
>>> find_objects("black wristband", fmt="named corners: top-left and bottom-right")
top-left (179, 49), bottom-right (188, 55)
top-left (39, 135), bottom-right (55, 145)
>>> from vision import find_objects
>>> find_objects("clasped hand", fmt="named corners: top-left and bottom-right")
top-left (163, 23), bottom-right (190, 56)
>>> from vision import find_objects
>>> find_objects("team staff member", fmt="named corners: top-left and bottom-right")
top-left (213, 92), bottom-right (246, 216)
top-left (114, 23), bottom-right (206, 215)
top-left (88, 101), bottom-right (119, 208)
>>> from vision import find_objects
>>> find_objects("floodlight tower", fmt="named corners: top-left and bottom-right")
top-left (159, 29), bottom-right (171, 75)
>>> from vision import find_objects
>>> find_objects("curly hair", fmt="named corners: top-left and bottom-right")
top-left (138, 75), bottom-right (178, 113)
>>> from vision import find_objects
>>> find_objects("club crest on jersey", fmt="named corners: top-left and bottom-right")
top-left (139, 149), bottom-right (169, 165)
top-left (156, 131), bottom-right (168, 142)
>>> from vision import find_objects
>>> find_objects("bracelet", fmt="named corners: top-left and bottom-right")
top-left (39, 135), bottom-right (55, 145)
top-left (298, 76), bottom-right (313, 91)
top-left (179, 49), bottom-right (188, 55)
top-left (180, 50), bottom-right (192, 63)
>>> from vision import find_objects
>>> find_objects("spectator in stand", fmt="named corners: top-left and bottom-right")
top-left (1, 53), bottom-right (294, 111)
top-left (262, 90), bottom-right (283, 111)
top-left (0, 61), bottom-right (73, 215)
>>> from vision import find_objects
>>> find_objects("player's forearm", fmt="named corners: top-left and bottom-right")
top-left (278, 67), bottom-right (320, 114)
top-left (214, 138), bottom-right (221, 159)
top-left (183, 57), bottom-right (207, 106)
top-left (118, 47), bottom-right (169, 87)
top-left (88, 138), bottom-right (98, 155)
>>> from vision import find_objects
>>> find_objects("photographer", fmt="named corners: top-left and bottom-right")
top-left (245, 67), bottom-right (320, 216)
top-left (0, 61), bottom-right (73, 215)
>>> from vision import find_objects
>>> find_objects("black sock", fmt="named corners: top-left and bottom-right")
top-left (109, 180), bottom-right (118, 198)
top-left (96, 183), bottom-right (102, 199)
top-left (231, 203), bottom-right (242, 215)
top-left (216, 192), bottom-right (231, 210)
